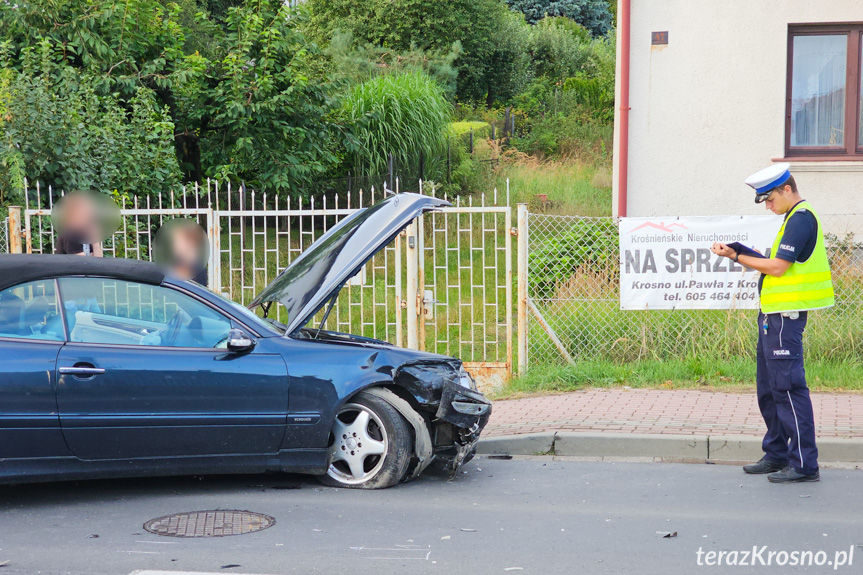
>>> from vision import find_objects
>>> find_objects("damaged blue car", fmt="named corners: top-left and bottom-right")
top-left (0, 193), bottom-right (491, 489)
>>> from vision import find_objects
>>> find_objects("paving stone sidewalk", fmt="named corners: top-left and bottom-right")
top-left (486, 389), bottom-right (863, 438)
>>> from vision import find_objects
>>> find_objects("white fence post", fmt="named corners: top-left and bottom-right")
top-left (405, 219), bottom-right (420, 350)
top-left (206, 208), bottom-right (221, 293)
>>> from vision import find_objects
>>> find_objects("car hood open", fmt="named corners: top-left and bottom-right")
top-left (248, 193), bottom-right (450, 335)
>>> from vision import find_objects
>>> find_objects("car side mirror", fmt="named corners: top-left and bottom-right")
top-left (226, 328), bottom-right (256, 353)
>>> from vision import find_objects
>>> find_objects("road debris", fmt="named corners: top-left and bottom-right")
top-left (460, 528), bottom-right (477, 532)
top-left (656, 531), bottom-right (678, 538)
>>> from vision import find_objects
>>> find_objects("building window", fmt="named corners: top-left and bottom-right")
top-left (786, 24), bottom-right (863, 158)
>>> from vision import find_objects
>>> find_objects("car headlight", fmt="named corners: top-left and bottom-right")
top-left (458, 365), bottom-right (478, 391)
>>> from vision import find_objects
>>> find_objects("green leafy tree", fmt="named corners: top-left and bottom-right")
top-left (0, 0), bottom-right (190, 97)
top-left (0, 43), bottom-right (181, 199)
top-left (324, 30), bottom-right (462, 98)
top-left (529, 17), bottom-right (590, 81)
top-left (456, 8), bottom-right (532, 108)
top-left (0, 0), bottom-right (342, 196)
top-left (303, 0), bottom-right (531, 106)
top-left (174, 1), bottom-right (340, 194)
top-left (506, 0), bottom-right (613, 35)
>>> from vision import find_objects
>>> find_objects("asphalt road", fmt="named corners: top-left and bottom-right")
top-left (1, 458), bottom-right (861, 575)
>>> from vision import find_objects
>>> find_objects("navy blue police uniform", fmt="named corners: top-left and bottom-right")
top-left (755, 203), bottom-right (819, 475)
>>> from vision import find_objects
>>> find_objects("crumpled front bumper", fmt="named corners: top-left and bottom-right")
top-left (434, 380), bottom-right (492, 473)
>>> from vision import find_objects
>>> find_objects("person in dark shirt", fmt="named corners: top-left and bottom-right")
top-left (55, 234), bottom-right (103, 257)
top-left (53, 191), bottom-right (111, 256)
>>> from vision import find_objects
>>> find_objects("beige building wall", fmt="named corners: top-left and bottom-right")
top-left (613, 1), bottom-right (863, 229)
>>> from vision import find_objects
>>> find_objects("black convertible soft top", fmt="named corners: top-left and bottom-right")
top-left (0, 254), bottom-right (165, 291)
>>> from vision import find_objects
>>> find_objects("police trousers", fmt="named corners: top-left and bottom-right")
top-left (755, 311), bottom-right (819, 474)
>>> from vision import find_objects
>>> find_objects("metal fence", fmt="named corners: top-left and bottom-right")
top-left (524, 212), bottom-right (863, 367)
top-left (1, 218), bottom-right (7, 254)
top-left (12, 179), bottom-right (862, 378)
top-left (16, 179), bottom-right (514, 385)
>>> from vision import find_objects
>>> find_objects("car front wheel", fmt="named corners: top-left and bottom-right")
top-left (318, 391), bottom-right (412, 489)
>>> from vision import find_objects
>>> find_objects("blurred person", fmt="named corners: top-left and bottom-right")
top-left (52, 190), bottom-right (120, 257)
top-left (153, 218), bottom-right (210, 286)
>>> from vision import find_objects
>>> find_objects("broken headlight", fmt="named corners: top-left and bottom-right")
top-left (458, 365), bottom-right (478, 392)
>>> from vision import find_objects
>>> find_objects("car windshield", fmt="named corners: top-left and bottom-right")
top-left (195, 285), bottom-right (283, 336)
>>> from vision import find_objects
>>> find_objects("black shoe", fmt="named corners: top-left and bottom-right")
top-left (767, 466), bottom-right (820, 483)
top-left (743, 457), bottom-right (787, 474)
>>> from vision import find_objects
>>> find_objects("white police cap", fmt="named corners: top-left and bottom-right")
top-left (745, 163), bottom-right (792, 204)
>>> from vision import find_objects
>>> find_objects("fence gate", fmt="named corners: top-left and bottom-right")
top-left (16, 180), bottom-right (513, 391)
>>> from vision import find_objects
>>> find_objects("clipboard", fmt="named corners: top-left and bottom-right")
top-left (727, 241), bottom-right (766, 259)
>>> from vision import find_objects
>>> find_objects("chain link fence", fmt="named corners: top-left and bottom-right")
top-left (1, 218), bottom-right (7, 254)
top-left (526, 213), bottom-right (863, 367)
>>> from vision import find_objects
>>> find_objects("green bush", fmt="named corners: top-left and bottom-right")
top-left (563, 74), bottom-right (614, 122)
top-left (529, 17), bottom-right (591, 81)
top-left (529, 217), bottom-right (618, 297)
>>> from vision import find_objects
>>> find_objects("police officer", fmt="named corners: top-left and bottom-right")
top-left (711, 163), bottom-right (834, 483)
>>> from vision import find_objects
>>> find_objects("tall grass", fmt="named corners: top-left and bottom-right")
top-left (495, 155), bottom-right (611, 217)
top-left (494, 356), bottom-right (863, 399)
top-left (343, 71), bottom-right (451, 179)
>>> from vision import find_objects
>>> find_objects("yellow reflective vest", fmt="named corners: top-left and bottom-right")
top-left (760, 201), bottom-right (835, 314)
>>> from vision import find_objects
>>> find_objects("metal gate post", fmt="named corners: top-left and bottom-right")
top-left (516, 204), bottom-right (528, 375)
top-left (395, 232), bottom-right (403, 348)
top-left (505, 206), bottom-right (514, 375)
top-left (8, 206), bottom-right (23, 254)
top-left (416, 214), bottom-right (426, 351)
top-left (206, 208), bottom-right (222, 293)
top-left (405, 219), bottom-right (420, 349)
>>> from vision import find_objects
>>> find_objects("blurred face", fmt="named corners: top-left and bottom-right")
top-left (154, 219), bottom-right (209, 281)
top-left (763, 185), bottom-right (796, 215)
top-left (52, 190), bottom-right (120, 244)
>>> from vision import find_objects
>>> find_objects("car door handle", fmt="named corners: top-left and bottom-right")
top-left (59, 366), bottom-right (106, 376)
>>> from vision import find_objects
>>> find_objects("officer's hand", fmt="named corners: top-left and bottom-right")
top-left (710, 242), bottom-right (736, 259)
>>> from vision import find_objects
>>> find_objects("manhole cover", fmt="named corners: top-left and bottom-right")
top-left (144, 510), bottom-right (275, 538)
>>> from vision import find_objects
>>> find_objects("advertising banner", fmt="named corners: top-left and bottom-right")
top-left (619, 216), bottom-right (782, 310)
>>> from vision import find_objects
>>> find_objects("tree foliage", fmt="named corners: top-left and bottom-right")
top-left (0, 42), bottom-right (180, 201)
top-left (303, 0), bottom-right (531, 106)
top-left (173, 1), bottom-right (340, 193)
top-left (506, 0), bottom-right (613, 35)
top-left (1, 0), bottom-right (190, 97)
top-left (529, 17), bottom-right (591, 81)
top-left (0, 0), bottom-right (340, 197)
top-left (323, 30), bottom-right (462, 98)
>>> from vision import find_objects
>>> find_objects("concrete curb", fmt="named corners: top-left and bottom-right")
top-left (476, 432), bottom-right (555, 455)
top-left (478, 432), bottom-right (863, 463)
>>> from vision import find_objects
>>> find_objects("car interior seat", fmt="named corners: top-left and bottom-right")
top-left (0, 292), bottom-right (26, 336)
